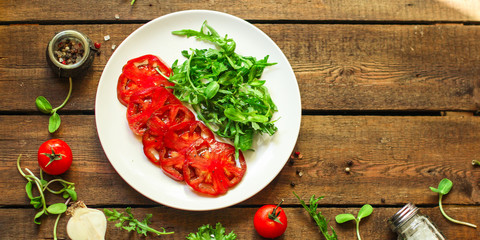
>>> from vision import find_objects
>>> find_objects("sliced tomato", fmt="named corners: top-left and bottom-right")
top-left (117, 54), bottom-right (173, 106)
top-left (123, 54), bottom-right (171, 78)
top-left (142, 104), bottom-right (196, 181)
top-left (146, 104), bottom-right (195, 134)
top-left (163, 121), bottom-right (215, 151)
top-left (142, 132), bottom-right (186, 181)
top-left (127, 87), bottom-right (181, 135)
top-left (183, 139), bottom-right (247, 196)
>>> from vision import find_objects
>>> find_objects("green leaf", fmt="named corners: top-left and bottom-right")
top-left (46, 203), bottom-right (67, 214)
top-left (186, 222), bottom-right (236, 240)
top-left (25, 181), bottom-right (34, 199)
top-left (35, 96), bottom-right (52, 114)
top-left (357, 204), bottom-right (373, 221)
top-left (293, 192), bottom-right (338, 240)
top-left (335, 213), bottom-right (356, 223)
top-left (430, 178), bottom-right (453, 195)
top-left (34, 209), bottom-right (45, 224)
top-left (65, 188), bottom-right (77, 201)
top-left (205, 81), bottom-right (220, 99)
top-left (30, 196), bottom-right (43, 209)
top-left (48, 112), bottom-right (61, 133)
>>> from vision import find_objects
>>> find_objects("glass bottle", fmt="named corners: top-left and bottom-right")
top-left (388, 203), bottom-right (446, 240)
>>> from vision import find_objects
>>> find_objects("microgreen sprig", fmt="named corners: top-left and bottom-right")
top-left (104, 207), bottom-right (174, 236)
top-left (335, 204), bottom-right (373, 240)
top-left (472, 160), bottom-right (480, 166)
top-left (430, 178), bottom-right (477, 228)
top-left (17, 154), bottom-right (77, 240)
top-left (293, 192), bottom-right (338, 240)
top-left (187, 222), bottom-right (237, 240)
top-left (35, 76), bottom-right (73, 133)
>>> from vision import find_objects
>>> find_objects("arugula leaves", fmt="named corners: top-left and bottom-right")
top-left (104, 207), bottom-right (174, 236)
top-left (293, 192), bottom-right (338, 240)
top-left (170, 21), bottom-right (278, 156)
top-left (186, 222), bottom-right (237, 240)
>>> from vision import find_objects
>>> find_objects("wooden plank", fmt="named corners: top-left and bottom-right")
top-left (2, 115), bottom-right (479, 206)
top-left (0, 206), bottom-right (479, 239)
top-left (0, 0), bottom-right (475, 22)
top-left (1, 24), bottom-right (480, 112)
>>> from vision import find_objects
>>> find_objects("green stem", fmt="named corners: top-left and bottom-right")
top-left (355, 220), bottom-right (361, 240)
top-left (25, 168), bottom-right (47, 213)
top-left (43, 178), bottom-right (75, 193)
top-left (53, 198), bottom-right (71, 240)
top-left (16, 155), bottom-right (26, 177)
top-left (439, 194), bottom-right (477, 228)
top-left (52, 77), bottom-right (73, 112)
top-left (132, 219), bottom-right (174, 235)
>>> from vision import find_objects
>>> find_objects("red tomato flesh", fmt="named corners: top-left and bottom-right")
top-left (117, 54), bottom-right (173, 106)
top-left (126, 86), bottom-right (181, 135)
top-left (183, 139), bottom-right (246, 196)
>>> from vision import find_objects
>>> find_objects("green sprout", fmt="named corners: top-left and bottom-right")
top-left (335, 204), bottom-right (373, 240)
top-left (430, 178), bottom-right (477, 228)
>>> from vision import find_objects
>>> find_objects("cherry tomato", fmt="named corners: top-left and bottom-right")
top-left (37, 139), bottom-right (73, 175)
top-left (254, 200), bottom-right (288, 239)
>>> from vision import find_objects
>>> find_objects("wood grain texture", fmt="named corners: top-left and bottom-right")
top-left (2, 115), bottom-right (479, 206)
top-left (0, 206), bottom-right (479, 239)
top-left (0, 0), bottom-right (475, 22)
top-left (1, 24), bottom-right (479, 112)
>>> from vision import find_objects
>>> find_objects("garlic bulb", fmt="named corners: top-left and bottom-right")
top-left (66, 201), bottom-right (107, 240)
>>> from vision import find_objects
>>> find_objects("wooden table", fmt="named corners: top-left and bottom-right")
top-left (1, 1), bottom-right (480, 239)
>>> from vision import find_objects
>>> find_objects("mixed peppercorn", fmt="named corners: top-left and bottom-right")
top-left (54, 38), bottom-right (85, 65)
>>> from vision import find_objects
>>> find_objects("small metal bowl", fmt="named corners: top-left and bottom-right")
top-left (46, 30), bottom-right (96, 78)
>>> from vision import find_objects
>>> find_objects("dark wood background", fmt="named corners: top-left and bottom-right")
top-left (1, 1), bottom-right (479, 239)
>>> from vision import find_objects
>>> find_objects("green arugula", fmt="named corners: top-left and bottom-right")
top-left (103, 207), bottom-right (174, 236)
top-left (186, 222), bottom-right (237, 240)
top-left (170, 21), bottom-right (278, 156)
top-left (430, 178), bottom-right (477, 228)
top-left (335, 204), bottom-right (373, 240)
top-left (294, 192), bottom-right (338, 240)
top-left (17, 154), bottom-right (77, 240)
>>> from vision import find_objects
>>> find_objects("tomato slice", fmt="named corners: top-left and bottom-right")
top-left (117, 54), bottom-right (173, 106)
top-left (183, 139), bottom-right (247, 196)
top-left (142, 131), bottom-right (186, 181)
top-left (123, 54), bottom-right (171, 78)
top-left (146, 104), bottom-right (195, 134)
top-left (127, 86), bottom-right (181, 135)
top-left (163, 121), bottom-right (215, 151)
top-left (142, 104), bottom-right (196, 181)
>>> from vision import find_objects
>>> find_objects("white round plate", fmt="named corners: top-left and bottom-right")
top-left (95, 10), bottom-right (301, 211)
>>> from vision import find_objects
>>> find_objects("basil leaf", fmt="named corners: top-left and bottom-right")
top-left (46, 203), bottom-right (67, 214)
top-left (35, 96), bottom-right (52, 114)
top-left (48, 112), bottom-right (61, 133)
